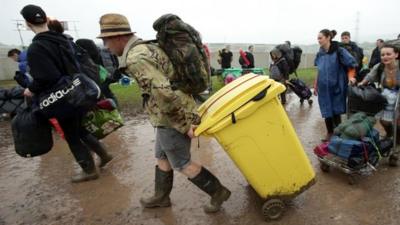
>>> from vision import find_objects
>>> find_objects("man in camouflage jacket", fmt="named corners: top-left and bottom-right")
top-left (97, 13), bottom-right (230, 213)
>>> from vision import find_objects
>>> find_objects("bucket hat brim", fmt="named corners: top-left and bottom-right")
top-left (97, 31), bottom-right (134, 39)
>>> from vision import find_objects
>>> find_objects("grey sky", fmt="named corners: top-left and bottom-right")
top-left (1, 0), bottom-right (399, 47)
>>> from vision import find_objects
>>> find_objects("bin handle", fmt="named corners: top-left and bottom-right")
top-left (230, 85), bottom-right (271, 124)
top-left (231, 113), bottom-right (236, 124)
top-left (251, 85), bottom-right (270, 101)
top-left (199, 74), bottom-right (260, 118)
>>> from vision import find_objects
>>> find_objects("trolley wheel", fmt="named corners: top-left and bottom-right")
top-left (389, 155), bottom-right (398, 167)
top-left (320, 163), bottom-right (330, 173)
top-left (262, 199), bottom-right (285, 221)
top-left (347, 175), bottom-right (357, 185)
top-left (308, 99), bottom-right (313, 105)
top-left (300, 99), bottom-right (304, 104)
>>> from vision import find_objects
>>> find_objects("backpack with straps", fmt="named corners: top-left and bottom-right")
top-left (152, 14), bottom-right (210, 95)
top-left (63, 41), bottom-right (103, 85)
top-left (292, 46), bottom-right (303, 72)
top-left (339, 42), bottom-right (364, 69)
top-left (275, 44), bottom-right (302, 75)
top-left (40, 37), bottom-right (104, 86)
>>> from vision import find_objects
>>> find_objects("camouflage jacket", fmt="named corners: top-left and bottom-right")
top-left (120, 36), bottom-right (200, 134)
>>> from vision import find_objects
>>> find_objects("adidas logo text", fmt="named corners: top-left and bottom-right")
top-left (39, 78), bottom-right (82, 109)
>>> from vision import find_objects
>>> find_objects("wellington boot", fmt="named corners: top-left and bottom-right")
top-left (189, 167), bottom-right (231, 213)
top-left (140, 166), bottom-right (173, 208)
top-left (72, 158), bottom-right (98, 183)
top-left (82, 134), bottom-right (113, 168)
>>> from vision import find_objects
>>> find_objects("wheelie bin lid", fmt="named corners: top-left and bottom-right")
top-left (195, 73), bottom-right (285, 136)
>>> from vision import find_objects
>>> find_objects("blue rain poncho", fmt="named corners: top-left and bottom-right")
top-left (315, 41), bottom-right (356, 118)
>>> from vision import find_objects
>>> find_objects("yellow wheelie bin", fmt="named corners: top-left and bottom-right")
top-left (195, 73), bottom-right (315, 221)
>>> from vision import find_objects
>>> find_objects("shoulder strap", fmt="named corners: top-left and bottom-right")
top-left (376, 63), bottom-right (384, 83)
top-left (336, 47), bottom-right (345, 69)
top-left (66, 40), bottom-right (82, 74)
top-left (127, 39), bottom-right (156, 52)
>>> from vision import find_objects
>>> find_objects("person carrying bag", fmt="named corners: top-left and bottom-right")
top-left (20, 4), bottom-right (110, 183)
top-left (35, 40), bottom-right (101, 119)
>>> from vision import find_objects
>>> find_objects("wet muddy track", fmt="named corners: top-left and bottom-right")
top-left (1, 93), bottom-right (400, 225)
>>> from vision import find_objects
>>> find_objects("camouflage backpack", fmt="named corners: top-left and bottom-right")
top-left (152, 14), bottom-right (210, 95)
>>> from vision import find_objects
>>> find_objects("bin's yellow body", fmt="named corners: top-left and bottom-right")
top-left (195, 74), bottom-right (315, 199)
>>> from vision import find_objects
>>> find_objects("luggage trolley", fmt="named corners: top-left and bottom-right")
top-left (286, 78), bottom-right (313, 105)
top-left (316, 87), bottom-right (399, 184)
top-left (285, 72), bottom-right (313, 105)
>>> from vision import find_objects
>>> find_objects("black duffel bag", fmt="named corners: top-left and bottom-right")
top-left (0, 87), bottom-right (26, 116)
top-left (6, 86), bottom-right (25, 99)
top-left (35, 73), bottom-right (101, 119)
top-left (0, 88), bottom-right (9, 100)
top-left (12, 108), bottom-right (53, 157)
top-left (348, 85), bottom-right (387, 115)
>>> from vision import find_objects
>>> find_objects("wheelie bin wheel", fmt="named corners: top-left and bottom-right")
top-left (320, 163), bottom-right (330, 172)
top-left (262, 199), bottom-right (285, 221)
top-left (389, 154), bottom-right (398, 167)
top-left (308, 99), bottom-right (313, 105)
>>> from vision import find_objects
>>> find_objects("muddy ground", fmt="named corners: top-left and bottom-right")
top-left (1, 93), bottom-right (400, 225)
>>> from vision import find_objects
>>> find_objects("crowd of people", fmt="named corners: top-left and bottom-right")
top-left (217, 30), bottom-right (400, 146)
top-left (218, 44), bottom-right (256, 69)
top-left (314, 30), bottom-right (400, 145)
top-left (6, 4), bottom-right (231, 214)
top-left (4, 3), bottom-right (400, 215)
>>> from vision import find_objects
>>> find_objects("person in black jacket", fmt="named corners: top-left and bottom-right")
top-left (21, 5), bottom-right (112, 183)
top-left (269, 48), bottom-right (289, 104)
top-left (340, 31), bottom-right (364, 72)
top-left (369, 39), bottom-right (384, 69)
top-left (239, 45), bottom-right (255, 69)
top-left (218, 45), bottom-right (233, 69)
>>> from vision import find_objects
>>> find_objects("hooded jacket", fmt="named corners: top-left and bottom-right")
top-left (269, 48), bottom-right (290, 80)
top-left (314, 41), bottom-right (356, 118)
top-left (27, 31), bottom-right (74, 94)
